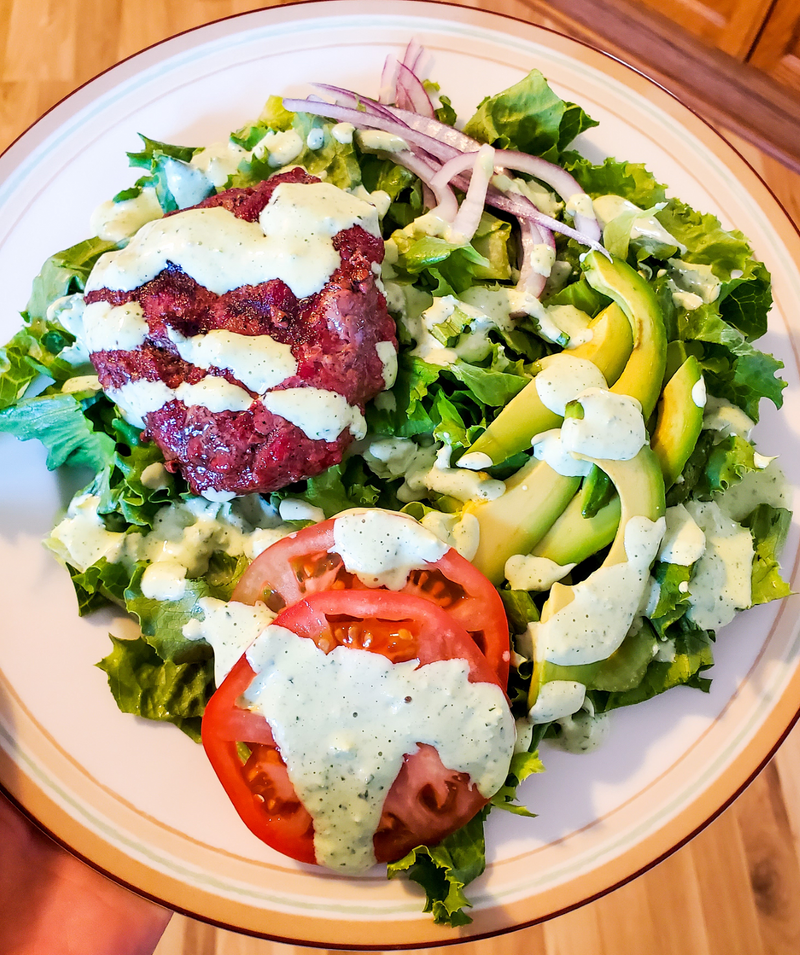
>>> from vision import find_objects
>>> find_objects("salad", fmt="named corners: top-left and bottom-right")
top-left (0, 42), bottom-right (793, 926)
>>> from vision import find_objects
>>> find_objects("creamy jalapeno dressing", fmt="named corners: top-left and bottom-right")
top-left (418, 510), bottom-right (481, 562)
top-left (716, 458), bottom-right (789, 522)
top-left (553, 703), bottom-right (612, 754)
top-left (535, 354), bottom-right (607, 416)
top-left (82, 301), bottom-right (150, 353)
top-left (531, 429), bottom-right (593, 478)
top-left (684, 500), bottom-right (754, 629)
top-left (528, 515), bottom-right (666, 669)
top-left (504, 554), bottom-right (576, 592)
top-left (87, 182), bottom-right (381, 299)
top-left (166, 327), bottom-right (297, 394)
top-left (243, 625), bottom-right (515, 872)
top-left (544, 305), bottom-right (593, 348)
top-left (90, 187), bottom-right (164, 243)
top-left (703, 395), bottom-right (755, 438)
top-left (47, 492), bottom-right (291, 594)
top-left (331, 509), bottom-right (448, 589)
top-left (592, 195), bottom-right (685, 251)
top-left (261, 387), bottom-right (366, 442)
top-left (400, 444), bottom-right (505, 503)
top-left (375, 340), bottom-right (398, 389)
top-left (561, 389), bottom-right (646, 462)
top-left (161, 157), bottom-right (215, 210)
top-left (189, 140), bottom-right (250, 187)
top-left (183, 596), bottom-right (277, 686)
top-left (61, 374), bottom-right (101, 394)
top-left (658, 504), bottom-right (706, 566)
top-left (528, 680), bottom-right (586, 723)
top-left (108, 377), bottom-right (254, 429)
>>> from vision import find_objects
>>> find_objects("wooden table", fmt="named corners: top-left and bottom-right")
top-left (2, 2), bottom-right (800, 953)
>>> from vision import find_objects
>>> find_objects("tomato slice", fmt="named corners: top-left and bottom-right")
top-left (202, 590), bottom-right (508, 868)
top-left (232, 512), bottom-right (510, 683)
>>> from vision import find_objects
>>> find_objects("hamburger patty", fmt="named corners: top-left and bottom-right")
top-left (85, 169), bottom-right (396, 497)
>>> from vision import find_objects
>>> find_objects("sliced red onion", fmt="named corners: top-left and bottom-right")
top-left (331, 100), bottom-right (598, 240)
top-left (450, 145), bottom-right (495, 244)
top-left (490, 151), bottom-right (600, 241)
top-left (383, 105), bottom-right (483, 152)
top-left (392, 150), bottom-right (459, 222)
top-left (312, 84), bottom-right (411, 127)
top-left (516, 221), bottom-right (555, 301)
top-left (282, 97), bottom-right (606, 252)
top-left (455, 174), bottom-right (604, 251)
top-left (402, 38), bottom-right (425, 72)
top-left (384, 109), bottom-right (599, 240)
top-left (395, 62), bottom-right (435, 118)
top-left (429, 151), bottom-right (485, 193)
top-left (283, 97), bottom-right (457, 159)
top-left (294, 87), bottom-right (597, 240)
top-left (379, 55), bottom-right (399, 105)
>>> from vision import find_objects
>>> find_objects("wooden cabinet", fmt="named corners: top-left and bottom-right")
top-left (541, 0), bottom-right (800, 97)
top-left (748, 0), bottom-right (800, 93)
top-left (632, 0), bottom-right (773, 58)
top-left (625, 0), bottom-right (800, 92)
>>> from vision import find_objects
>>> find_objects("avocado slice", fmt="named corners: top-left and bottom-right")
top-left (465, 458), bottom-right (581, 585)
top-left (531, 358), bottom-right (701, 567)
top-left (582, 251), bottom-right (667, 419)
top-left (651, 356), bottom-right (705, 488)
top-left (464, 303), bottom-right (633, 466)
top-left (532, 492), bottom-right (621, 566)
top-left (532, 622), bottom-right (658, 695)
top-left (528, 444), bottom-right (666, 711)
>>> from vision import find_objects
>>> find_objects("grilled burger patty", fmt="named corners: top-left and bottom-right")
top-left (85, 169), bottom-right (396, 497)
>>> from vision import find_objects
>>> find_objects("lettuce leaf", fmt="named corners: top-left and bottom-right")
top-left (366, 353), bottom-right (441, 438)
top-left (125, 553), bottom-right (247, 664)
top-left (0, 391), bottom-right (115, 471)
top-left (387, 808), bottom-right (489, 926)
top-left (595, 622), bottom-right (714, 710)
top-left (449, 354), bottom-right (529, 407)
top-left (563, 155), bottom-right (667, 207)
top-left (123, 135), bottom-right (211, 212)
top-left (0, 324), bottom-right (52, 410)
top-left (490, 750), bottom-right (544, 816)
top-left (279, 460), bottom-right (382, 518)
top-left (25, 236), bottom-right (118, 322)
top-left (648, 562), bottom-right (693, 638)
top-left (500, 589), bottom-right (540, 633)
top-left (743, 504), bottom-right (793, 605)
top-left (463, 71), bottom-right (598, 162)
top-left (232, 111), bottom-right (362, 192)
top-left (97, 635), bottom-right (214, 742)
top-left (68, 558), bottom-right (131, 615)
top-left (677, 308), bottom-right (784, 421)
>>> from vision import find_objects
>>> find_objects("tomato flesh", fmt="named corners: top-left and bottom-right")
top-left (202, 590), bottom-right (508, 868)
top-left (232, 514), bottom-right (510, 682)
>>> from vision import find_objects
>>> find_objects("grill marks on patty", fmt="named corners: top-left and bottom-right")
top-left (86, 169), bottom-right (396, 496)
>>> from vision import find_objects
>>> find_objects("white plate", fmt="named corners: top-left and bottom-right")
top-left (1, 1), bottom-right (799, 947)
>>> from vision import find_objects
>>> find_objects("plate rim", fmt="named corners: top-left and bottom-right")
top-left (2, 0), bottom-right (800, 947)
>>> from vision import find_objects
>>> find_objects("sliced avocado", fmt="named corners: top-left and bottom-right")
top-left (465, 303), bottom-right (634, 466)
top-left (532, 493), bottom-right (621, 566)
top-left (535, 621), bottom-right (658, 694)
top-left (583, 251), bottom-right (667, 419)
top-left (528, 445), bottom-right (665, 710)
top-left (651, 356), bottom-right (705, 488)
top-left (532, 352), bottom-right (697, 569)
top-left (568, 302), bottom-right (632, 382)
top-left (465, 458), bottom-right (581, 585)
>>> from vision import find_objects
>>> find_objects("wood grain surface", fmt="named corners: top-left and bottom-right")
top-left (2, 2), bottom-right (800, 953)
